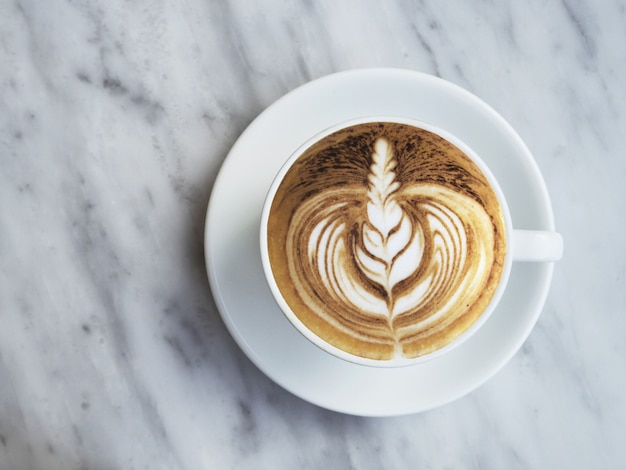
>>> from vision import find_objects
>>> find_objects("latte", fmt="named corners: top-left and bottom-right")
top-left (265, 121), bottom-right (507, 361)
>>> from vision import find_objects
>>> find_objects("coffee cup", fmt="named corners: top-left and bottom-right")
top-left (260, 116), bottom-right (563, 367)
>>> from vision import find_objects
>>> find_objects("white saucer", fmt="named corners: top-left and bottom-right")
top-left (204, 69), bottom-right (556, 416)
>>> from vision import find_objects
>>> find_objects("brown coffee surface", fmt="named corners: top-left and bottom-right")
top-left (266, 121), bottom-right (506, 360)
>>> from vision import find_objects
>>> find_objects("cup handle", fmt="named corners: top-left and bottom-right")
top-left (512, 229), bottom-right (564, 262)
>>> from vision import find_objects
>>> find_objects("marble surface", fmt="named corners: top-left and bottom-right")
top-left (1, 0), bottom-right (624, 468)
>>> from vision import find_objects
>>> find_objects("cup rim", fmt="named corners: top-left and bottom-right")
top-left (259, 115), bottom-right (514, 368)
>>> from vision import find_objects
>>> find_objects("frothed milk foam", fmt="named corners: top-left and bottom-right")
top-left (266, 121), bottom-right (507, 361)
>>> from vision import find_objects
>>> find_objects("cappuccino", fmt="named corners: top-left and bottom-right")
top-left (265, 121), bottom-right (507, 361)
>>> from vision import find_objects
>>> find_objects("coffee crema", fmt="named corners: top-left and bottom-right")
top-left (266, 122), bottom-right (507, 360)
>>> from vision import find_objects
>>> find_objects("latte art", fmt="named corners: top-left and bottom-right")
top-left (267, 122), bottom-right (506, 360)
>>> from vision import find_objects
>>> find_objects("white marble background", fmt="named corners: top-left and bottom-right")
top-left (1, 0), bottom-right (624, 468)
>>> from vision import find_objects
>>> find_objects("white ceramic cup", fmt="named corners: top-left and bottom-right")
top-left (260, 116), bottom-right (563, 367)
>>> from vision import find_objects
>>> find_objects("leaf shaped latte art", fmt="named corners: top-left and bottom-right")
top-left (355, 139), bottom-right (424, 315)
top-left (273, 130), bottom-right (505, 361)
